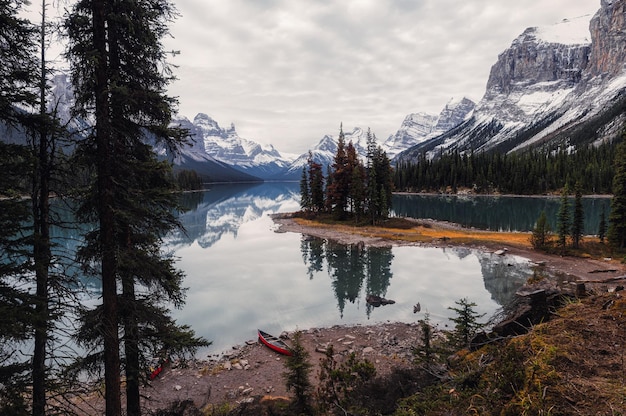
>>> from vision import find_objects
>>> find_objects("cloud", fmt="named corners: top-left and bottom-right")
top-left (165, 0), bottom-right (600, 154)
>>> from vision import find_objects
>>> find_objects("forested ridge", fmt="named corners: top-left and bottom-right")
top-left (394, 141), bottom-right (616, 195)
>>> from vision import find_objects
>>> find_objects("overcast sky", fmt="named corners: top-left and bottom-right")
top-left (39, 1), bottom-right (601, 155)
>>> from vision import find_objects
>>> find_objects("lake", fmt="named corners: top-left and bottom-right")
top-left (164, 183), bottom-right (589, 355)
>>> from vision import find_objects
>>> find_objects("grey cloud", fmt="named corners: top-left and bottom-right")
top-left (167, 0), bottom-right (599, 154)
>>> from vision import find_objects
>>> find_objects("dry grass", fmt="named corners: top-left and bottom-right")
top-left (292, 217), bottom-right (534, 248)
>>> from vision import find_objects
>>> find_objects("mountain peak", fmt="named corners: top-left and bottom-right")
top-left (518, 15), bottom-right (592, 46)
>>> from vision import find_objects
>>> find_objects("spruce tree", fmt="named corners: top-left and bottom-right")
top-left (556, 185), bottom-right (571, 253)
top-left (328, 125), bottom-right (350, 219)
top-left (0, 144), bottom-right (34, 415)
top-left (307, 152), bottom-right (325, 213)
top-left (65, 0), bottom-right (207, 414)
top-left (599, 210), bottom-right (607, 243)
top-left (299, 167), bottom-right (311, 212)
top-left (283, 331), bottom-right (313, 413)
top-left (0, 0), bottom-right (37, 412)
top-left (530, 210), bottom-right (551, 250)
top-left (571, 182), bottom-right (584, 249)
top-left (608, 140), bottom-right (626, 250)
top-left (447, 298), bottom-right (485, 349)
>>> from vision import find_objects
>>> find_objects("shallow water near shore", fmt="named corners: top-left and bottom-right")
top-left (165, 183), bottom-right (538, 356)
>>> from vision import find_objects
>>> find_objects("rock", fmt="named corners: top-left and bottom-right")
top-left (232, 362), bottom-right (243, 370)
top-left (173, 385), bottom-right (182, 391)
top-left (223, 361), bottom-right (232, 371)
top-left (241, 387), bottom-right (254, 396)
top-left (362, 347), bottom-right (374, 354)
top-left (366, 294), bottom-right (396, 307)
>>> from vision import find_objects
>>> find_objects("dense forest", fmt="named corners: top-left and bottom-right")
top-left (394, 141), bottom-right (616, 195)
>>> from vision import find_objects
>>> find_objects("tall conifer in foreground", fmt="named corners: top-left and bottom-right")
top-left (0, 0), bottom-right (37, 412)
top-left (65, 0), bottom-right (206, 414)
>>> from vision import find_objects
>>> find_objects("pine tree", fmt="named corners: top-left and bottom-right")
top-left (283, 331), bottom-right (313, 413)
top-left (327, 125), bottom-right (352, 219)
top-left (0, 0), bottom-right (37, 412)
top-left (447, 298), bottom-right (485, 349)
top-left (571, 182), bottom-right (584, 249)
top-left (608, 140), bottom-right (626, 250)
top-left (0, 144), bottom-right (34, 415)
top-left (306, 152), bottom-right (325, 213)
top-left (65, 0), bottom-right (207, 414)
top-left (599, 210), bottom-right (607, 243)
top-left (299, 167), bottom-right (311, 212)
top-left (530, 210), bottom-right (551, 250)
top-left (556, 185), bottom-right (571, 253)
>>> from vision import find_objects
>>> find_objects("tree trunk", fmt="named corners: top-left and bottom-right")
top-left (122, 272), bottom-right (140, 416)
top-left (93, 0), bottom-right (122, 414)
top-left (32, 2), bottom-right (50, 413)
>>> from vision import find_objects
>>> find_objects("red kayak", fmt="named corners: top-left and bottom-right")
top-left (258, 329), bottom-right (293, 356)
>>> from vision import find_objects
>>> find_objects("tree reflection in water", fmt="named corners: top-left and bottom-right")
top-left (301, 236), bottom-right (394, 318)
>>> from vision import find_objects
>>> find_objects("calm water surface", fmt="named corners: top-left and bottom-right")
top-left (166, 184), bottom-right (542, 355)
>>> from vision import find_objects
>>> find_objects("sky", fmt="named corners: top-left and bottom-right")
top-left (30, 0), bottom-right (602, 155)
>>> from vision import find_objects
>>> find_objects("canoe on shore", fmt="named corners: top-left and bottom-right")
top-left (258, 329), bottom-right (293, 356)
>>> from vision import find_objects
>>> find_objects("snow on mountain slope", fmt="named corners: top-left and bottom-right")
top-left (383, 97), bottom-right (475, 159)
top-left (397, 3), bottom-right (626, 161)
top-left (170, 113), bottom-right (295, 179)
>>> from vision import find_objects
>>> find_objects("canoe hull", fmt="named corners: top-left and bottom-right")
top-left (258, 329), bottom-right (293, 356)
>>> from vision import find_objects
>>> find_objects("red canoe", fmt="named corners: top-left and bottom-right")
top-left (258, 329), bottom-right (293, 356)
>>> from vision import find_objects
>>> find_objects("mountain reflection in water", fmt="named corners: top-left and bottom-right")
top-left (166, 183), bottom-right (535, 354)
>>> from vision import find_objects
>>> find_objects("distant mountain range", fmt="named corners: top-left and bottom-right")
top-left (170, 96), bottom-right (475, 182)
top-left (4, 0), bottom-right (626, 184)
top-left (171, 0), bottom-right (626, 182)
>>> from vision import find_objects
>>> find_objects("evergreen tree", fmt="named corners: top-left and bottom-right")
top-left (365, 130), bottom-right (393, 223)
top-left (556, 185), bottom-right (571, 253)
top-left (283, 331), bottom-right (313, 413)
top-left (608, 140), bottom-right (626, 250)
top-left (447, 298), bottom-right (485, 349)
top-left (599, 210), bottom-right (607, 243)
top-left (0, 0), bottom-right (37, 412)
top-left (327, 125), bottom-right (351, 219)
top-left (306, 152), bottom-right (325, 213)
top-left (530, 210), bottom-right (551, 250)
top-left (0, 144), bottom-right (34, 415)
top-left (299, 167), bottom-right (311, 212)
top-left (571, 182), bottom-right (584, 249)
top-left (65, 0), bottom-right (206, 414)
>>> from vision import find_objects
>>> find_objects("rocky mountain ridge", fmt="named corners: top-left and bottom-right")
top-left (397, 0), bottom-right (626, 162)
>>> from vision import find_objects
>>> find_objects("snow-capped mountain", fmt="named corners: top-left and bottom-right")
top-left (397, 0), bottom-right (626, 161)
top-left (274, 97), bottom-right (476, 180)
top-left (276, 127), bottom-right (371, 180)
top-left (382, 97), bottom-right (475, 159)
top-left (170, 113), bottom-right (295, 180)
